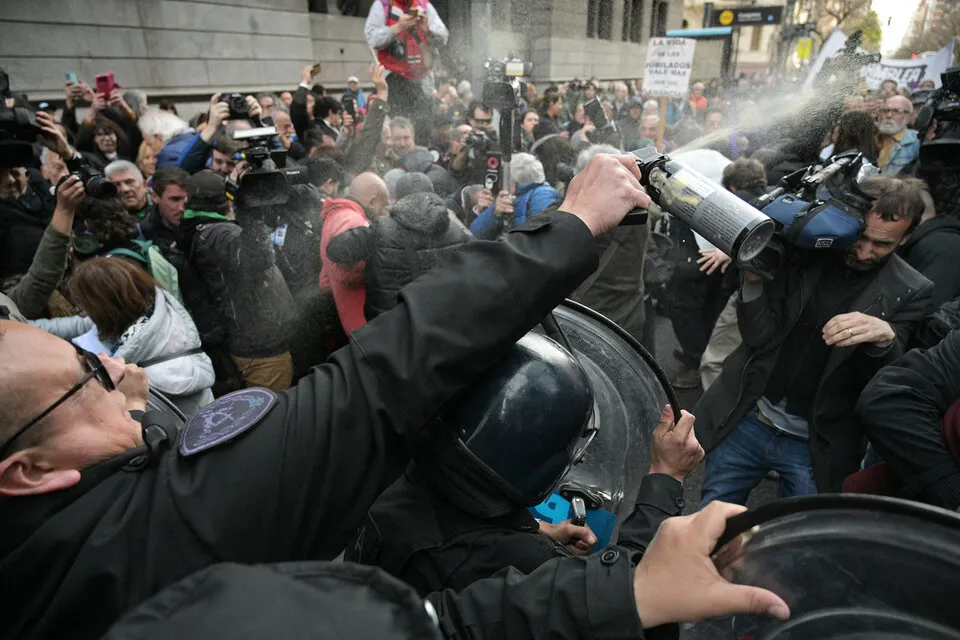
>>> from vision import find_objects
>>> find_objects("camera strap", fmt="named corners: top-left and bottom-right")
top-left (571, 236), bottom-right (622, 299)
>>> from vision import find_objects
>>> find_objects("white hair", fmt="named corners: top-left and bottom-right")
top-left (138, 108), bottom-right (189, 143)
top-left (575, 144), bottom-right (621, 174)
top-left (642, 99), bottom-right (659, 113)
top-left (613, 81), bottom-right (628, 93)
top-left (104, 160), bottom-right (144, 182)
top-left (457, 80), bottom-right (472, 99)
top-left (39, 146), bottom-right (54, 168)
top-left (509, 152), bottom-right (545, 186)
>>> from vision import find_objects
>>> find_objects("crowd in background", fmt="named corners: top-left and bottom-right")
top-left (2, 2), bottom-right (959, 512)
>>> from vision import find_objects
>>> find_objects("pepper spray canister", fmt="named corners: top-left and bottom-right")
top-left (627, 147), bottom-right (775, 263)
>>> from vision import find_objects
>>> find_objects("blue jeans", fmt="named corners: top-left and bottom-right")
top-left (701, 410), bottom-right (818, 506)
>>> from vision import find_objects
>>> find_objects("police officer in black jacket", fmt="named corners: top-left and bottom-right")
top-left (0, 155), bottom-right (790, 639)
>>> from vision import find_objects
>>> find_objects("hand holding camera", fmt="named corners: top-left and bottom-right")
top-left (391, 11), bottom-right (419, 35)
top-left (55, 174), bottom-right (85, 214)
top-left (301, 63), bottom-right (320, 86)
top-left (493, 191), bottom-right (514, 218)
top-left (35, 111), bottom-right (73, 159)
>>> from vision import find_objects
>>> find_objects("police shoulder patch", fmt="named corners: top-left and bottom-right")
top-left (179, 388), bottom-right (278, 457)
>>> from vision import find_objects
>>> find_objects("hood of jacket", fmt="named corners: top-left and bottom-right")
top-left (400, 148), bottom-right (436, 174)
top-left (321, 196), bottom-right (369, 225)
top-left (389, 193), bottom-right (450, 236)
top-left (113, 288), bottom-right (215, 398)
top-left (903, 215), bottom-right (960, 251)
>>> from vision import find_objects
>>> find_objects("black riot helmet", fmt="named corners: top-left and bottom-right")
top-left (415, 332), bottom-right (597, 518)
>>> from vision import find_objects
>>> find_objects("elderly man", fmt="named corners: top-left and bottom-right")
top-left (469, 153), bottom-right (562, 239)
top-left (105, 159), bottom-right (150, 219)
top-left (878, 96), bottom-right (920, 176)
top-left (0, 154), bottom-right (789, 639)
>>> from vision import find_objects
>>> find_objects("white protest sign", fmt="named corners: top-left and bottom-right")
top-left (805, 30), bottom-right (955, 91)
top-left (643, 38), bottom-right (696, 98)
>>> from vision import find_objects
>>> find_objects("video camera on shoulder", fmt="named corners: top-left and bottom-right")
top-left (231, 127), bottom-right (310, 208)
top-left (749, 151), bottom-right (878, 278)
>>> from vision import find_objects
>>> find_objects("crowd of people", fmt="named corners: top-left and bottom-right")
top-left (1, 0), bottom-right (960, 637)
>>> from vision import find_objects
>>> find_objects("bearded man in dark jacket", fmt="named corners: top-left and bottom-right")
top-left (326, 191), bottom-right (471, 320)
top-left (177, 170), bottom-right (296, 391)
top-left (696, 176), bottom-right (934, 504)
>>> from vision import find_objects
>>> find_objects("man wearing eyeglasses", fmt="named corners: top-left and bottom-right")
top-left (0, 155), bottom-right (797, 639)
top-left (878, 96), bottom-right (920, 177)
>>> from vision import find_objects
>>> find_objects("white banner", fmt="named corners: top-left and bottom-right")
top-left (805, 30), bottom-right (955, 91)
top-left (643, 38), bottom-right (696, 98)
top-left (862, 41), bottom-right (955, 90)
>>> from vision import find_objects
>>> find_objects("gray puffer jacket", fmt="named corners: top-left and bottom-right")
top-left (112, 288), bottom-right (215, 416)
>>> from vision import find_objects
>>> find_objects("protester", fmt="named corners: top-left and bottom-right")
top-left (326, 191), bottom-right (472, 320)
top-left (319, 172), bottom-right (389, 335)
top-left (141, 166), bottom-right (190, 252)
top-left (569, 144), bottom-right (649, 344)
top-left (898, 184), bottom-right (960, 308)
top-left (822, 110), bottom-right (880, 163)
top-left (699, 158), bottom-right (770, 390)
top-left (67, 257), bottom-right (214, 415)
top-left (105, 159), bottom-right (151, 219)
top-left (856, 330), bottom-right (960, 511)
top-left (878, 95), bottom-right (920, 175)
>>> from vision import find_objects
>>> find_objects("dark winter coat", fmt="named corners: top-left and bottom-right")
top-left (178, 211), bottom-right (296, 358)
top-left (899, 215), bottom-right (960, 308)
top-left (0, 169), bottom-right (56, 280)
top-left (325, 193), bottom-right (471, 320)
top-left (695, 250), bottom-right (934, 492)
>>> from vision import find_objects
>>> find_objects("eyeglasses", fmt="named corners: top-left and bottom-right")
top-left (471, 118), bottom-right (493, 125)
top-left (0, 344), bottom-right (115, 458)
top-left (880, 108), bottom-right (911, 116)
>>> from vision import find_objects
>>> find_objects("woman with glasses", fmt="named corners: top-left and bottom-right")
top-left (67, 257), bottom-right (214, 415)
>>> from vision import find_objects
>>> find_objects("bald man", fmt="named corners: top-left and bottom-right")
top-left (878, 95), bottom-right (920, 176)
top-left (319, 173), bottom-right (389, 334)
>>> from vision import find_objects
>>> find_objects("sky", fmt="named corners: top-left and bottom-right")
top-left (871, 0), bottom-right (922, 54)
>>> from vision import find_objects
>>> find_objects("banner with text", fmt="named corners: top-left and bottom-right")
top-left (643, 38), bottom-right (696, 98)
top-left (804, 30), bottom-right (955, 91)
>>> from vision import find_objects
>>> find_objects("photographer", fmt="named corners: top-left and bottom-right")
top-left (177, 170), bottom-right (296, 391)
top-left (697, 177), bottom-right (934, 505)
top-left (176, 93), bottom-right (262, 175)
top-left (469, 153), bottom-right (561, 240)
top-left (1, 111), bottom-right (77, 281)
top-left (365, 0), bottom-right (449, 147)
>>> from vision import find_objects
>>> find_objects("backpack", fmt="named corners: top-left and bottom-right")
top-left (106, 239), bottom-right (182, 303)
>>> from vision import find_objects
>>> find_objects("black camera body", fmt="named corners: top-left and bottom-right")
top-left (748, 152), bottom-right (877, 278)
top-left (232, 128), bottom-right (309, 207)
top-left (913, 67), bottom-right (960, 214)
top-left (219, 93), bottom-right (249, 120)
top-left (0, 103), bottom-right (43, 170)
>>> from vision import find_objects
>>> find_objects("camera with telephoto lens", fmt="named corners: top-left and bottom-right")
top-left (60, 162), bottom-right (117, 200)
top-left (748, 151), bottom-right (879, 278)
top-left (231, 127), bottom-right (310, 207)
top-left (478, 55), bottom-right (532, 200)
top-left (219, 93), bottom-right (250, 121)
top-left (913, 67), bottom-right (960, 214)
